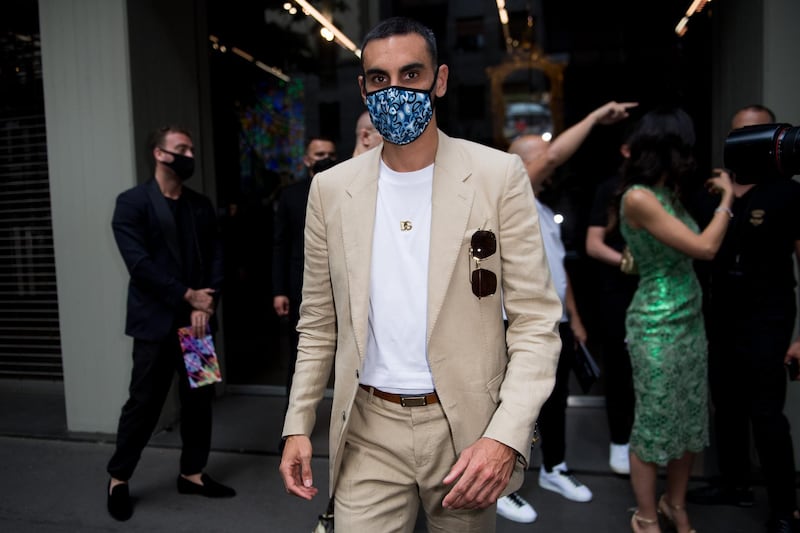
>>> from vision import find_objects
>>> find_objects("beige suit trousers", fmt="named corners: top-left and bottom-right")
top-left (334, 386), bottom-right (496, 532)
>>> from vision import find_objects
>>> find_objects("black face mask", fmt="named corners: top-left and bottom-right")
top-left (160, 148), bottom-right (195, 181)
top-left (311, 157), bottom-right (337, 175)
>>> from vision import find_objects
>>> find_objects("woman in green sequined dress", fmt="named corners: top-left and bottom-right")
top-left (618, 108), bottom-right (733, 533)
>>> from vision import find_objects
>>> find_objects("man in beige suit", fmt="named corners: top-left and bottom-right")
top-left (279, 17), bottom-right (562, 531)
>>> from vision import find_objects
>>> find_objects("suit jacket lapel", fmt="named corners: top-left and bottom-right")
top-left (146, 179), bottom-right (182, 268)
top-left (427, 131), bottom-right (474, 344)
top-left (341, 149), bottom-right (380, 361)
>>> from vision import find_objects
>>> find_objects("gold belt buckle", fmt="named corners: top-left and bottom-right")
top-left (400, 395), bottom-right (427, 407)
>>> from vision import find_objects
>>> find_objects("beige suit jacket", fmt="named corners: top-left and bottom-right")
top-left (282, 130), bottom-right (562, 496)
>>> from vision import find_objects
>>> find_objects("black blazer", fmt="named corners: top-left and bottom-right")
top-left (112, 179), bottom-right (223, 341)
top-left (272, 176), bottom-right (312, 311)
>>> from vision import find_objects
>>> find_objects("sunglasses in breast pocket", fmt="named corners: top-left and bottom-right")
top-left (468, 229), bottom-right (497, 298)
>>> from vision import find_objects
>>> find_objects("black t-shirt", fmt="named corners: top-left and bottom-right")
top-left (694, 178), bottom-right (800, 316)
top-left (587, 176), bottom-right (638, 296)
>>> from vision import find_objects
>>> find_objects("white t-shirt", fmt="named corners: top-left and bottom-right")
top-left (535, 198), bottom-right (568, 323)
top-left (361, 160), bottom-right (435, 394)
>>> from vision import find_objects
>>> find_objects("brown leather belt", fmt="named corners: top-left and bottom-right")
top-left (359, 384), bottom-right (439, 407)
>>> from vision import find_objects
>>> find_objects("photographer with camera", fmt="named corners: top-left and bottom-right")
top-left (687, 105), bottom-right (800, 533)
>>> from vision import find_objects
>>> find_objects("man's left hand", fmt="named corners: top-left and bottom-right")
top-left (441, 437), bottom-right (517, 510)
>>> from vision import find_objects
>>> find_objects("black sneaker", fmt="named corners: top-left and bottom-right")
top-left (686, 483), bottom-right (754, 507)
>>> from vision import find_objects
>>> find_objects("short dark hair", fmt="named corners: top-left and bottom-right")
top-left (303, 135), bottom-right (336, 154)
top-left (147, 125), bottom-right (192, 153)
top-left (735, 104), bottom-right (776, 122)
top-left (360, 17), bottom-right (437, 67)
top-left (305, 135), bottom-right (336, 149)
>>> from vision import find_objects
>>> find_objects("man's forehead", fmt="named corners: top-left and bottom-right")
top-left (362, 33), bottom-right (432, 70)
top-left (732, 109), bottom-right (772, 129)
top-left (165, 131), bottom-right (192, 147)
top-left (308, 140), bottom-right (335, 153)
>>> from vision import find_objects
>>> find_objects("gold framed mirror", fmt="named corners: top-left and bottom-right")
top-left (486, 46), bottom-right (566, 150)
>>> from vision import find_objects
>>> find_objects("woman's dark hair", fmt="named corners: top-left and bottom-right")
top-left (622, 106), bottom-right (696, 190)
top-left (607, 107), bottom-right (697, 232)
top-left (612, 107), bottom-right (697, 215)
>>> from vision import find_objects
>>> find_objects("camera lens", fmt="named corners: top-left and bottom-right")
top-left (724, 123), bottom-right (800, 182)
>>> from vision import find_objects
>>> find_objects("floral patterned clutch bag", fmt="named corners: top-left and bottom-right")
top-left (178, 326), bottom-right (222, 388)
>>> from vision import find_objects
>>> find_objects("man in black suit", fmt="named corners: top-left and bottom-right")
top-left (272, 136), bottom-right (337, 396)
top-left (106, 125), bottom-right (234, 521)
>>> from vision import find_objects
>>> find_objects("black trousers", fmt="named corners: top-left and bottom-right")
top-left (708, 310), bottom-right (797, 517)
top-left (597, 286), bottom-right (635, 445)
top-left (538, 322), bottom-right (574, 470)
top-left (107, 335), bottom-right (214, 481)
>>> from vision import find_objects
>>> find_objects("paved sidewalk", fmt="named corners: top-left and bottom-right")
top-left (0, 381), bottom-right (774, 532)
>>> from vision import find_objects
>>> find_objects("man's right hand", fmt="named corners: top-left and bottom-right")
top-left (279, 435), bottom-right (318, 500)
top-left (184, 288), bottom-right (215, 313)
top-left (273, 295), bottom-right (290, 317)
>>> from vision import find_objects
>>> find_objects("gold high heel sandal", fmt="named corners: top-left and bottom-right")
top-left (631, 510), bottom-right (660, 532)
top-left (658, 495), bottom-right (697, 533)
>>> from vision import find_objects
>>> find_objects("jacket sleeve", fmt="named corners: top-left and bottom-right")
top-left (111, 190), bottom-right (188, 308)
top-left (482, 154), bottom-right (562, 462)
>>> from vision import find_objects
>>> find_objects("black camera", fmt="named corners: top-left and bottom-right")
top-left (723, 123), bottom-right (800, 183)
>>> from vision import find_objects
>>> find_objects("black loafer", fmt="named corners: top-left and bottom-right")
top-left (177, 473), bottom-right (236, 498)
top-left (107, 481), bottom-right (133, 521)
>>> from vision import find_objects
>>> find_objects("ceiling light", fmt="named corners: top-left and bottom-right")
top-left (208, 35), bottom-right (289, 82)
top-left (292, 0), bottom-right (361, 58)
top-left (320, 28), bottom-right (334, 42)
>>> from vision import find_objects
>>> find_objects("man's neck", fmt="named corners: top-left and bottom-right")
top-left (380, 124), bottom-right (438, 172)
top-left (155, 168), bottom-right (182, 199)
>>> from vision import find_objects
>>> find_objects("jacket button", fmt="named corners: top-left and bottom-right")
top-left (342, 412), bottom-right (346, 421)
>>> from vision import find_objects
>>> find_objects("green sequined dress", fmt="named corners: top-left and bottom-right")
top-left (620, 185), bottom-right (708, 465)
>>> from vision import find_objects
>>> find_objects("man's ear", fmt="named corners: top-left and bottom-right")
top-left (358, 75), bottom-right (367, 103)
top-left (434, 64), bottom-right (449, 98)
top-left (153, 146), bottom-right (165, 162)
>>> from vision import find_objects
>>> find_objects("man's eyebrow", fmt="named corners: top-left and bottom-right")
top-left (364, 67), bottom-right (388, 77)
top-left (399, 62), bottom-right (426, 73)
top-left (364, 62), bottom-right (427, 77)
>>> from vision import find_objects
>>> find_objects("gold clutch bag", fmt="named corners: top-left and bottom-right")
top-left (620, 246), bottom-right (638, 275)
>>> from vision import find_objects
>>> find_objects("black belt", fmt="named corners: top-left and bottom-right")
top-left (359, 384), bottom-right (439, 407)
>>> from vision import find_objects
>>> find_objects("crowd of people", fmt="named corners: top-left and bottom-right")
top-left (104, 15), bottom-right (800, 533)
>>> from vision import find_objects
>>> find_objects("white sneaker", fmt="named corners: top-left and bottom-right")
top-left (538, 462), bottom-right (593, 502)
top-left (496, 492), bottom-right (538, 523)
top-left (609, 443), bottom-right (630, 475)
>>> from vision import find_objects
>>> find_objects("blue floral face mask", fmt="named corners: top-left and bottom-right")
top-left (364, 70), bottom-right (439, 146)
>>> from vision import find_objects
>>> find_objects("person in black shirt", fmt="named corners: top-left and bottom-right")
top-left (272, 136), bottom-right (337, 399)
top-left (687, 105), bottom-right (800, 533)
top-left (107, 125), bottom-right (234, 521)
top-left (585, 171), bottom-right (637, 475)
